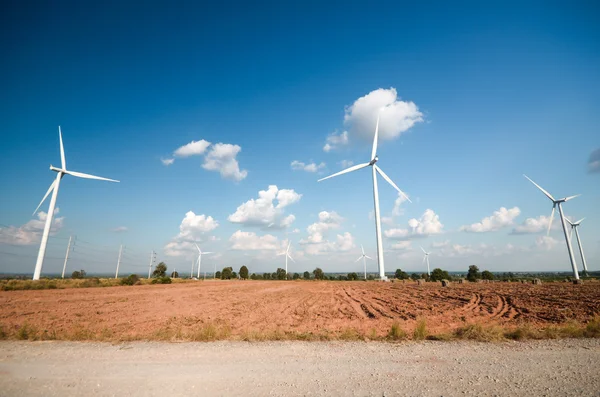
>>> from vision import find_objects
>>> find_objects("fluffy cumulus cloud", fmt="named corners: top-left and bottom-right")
top-left (390, 241), bottom-right (412, 251)
top-left (174, 140), bottom-right (211, 158)
top-left (588, 148), bottom-right (600, 173)
top-left (229, 231), bottom-right (283, 251)
top-left (300, 211), bottom-right (354, 255)
top-left (460, 207), bottom-right (520, 233)
top-left (384, 209), bottom-right (444, 240)
top-left (164, 211), bottom-right (219, 257)
top-left (0, 209), bottom-right (64, 245)
top-left (534, 236), bottom-right (559, 251)
top-left (161, 158), bottom-right (175, 166)
top-left (112, 226), bottom-right (128, 233)
top-left (228, 185), bottom-right (301, 229)
top-left (339, 160), bottom-right (354, 169)
top-left (323, 131), bottom-right (349, 152)
top-left (511, 215), bottom-right (554, 235)
top-left (343, 88), bottom-right (423, 142)
top-left (290, 160), bottom-right (326, 173)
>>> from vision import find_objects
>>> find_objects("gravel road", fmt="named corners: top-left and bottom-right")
top-left (0, 339), bottom-right (598, 396)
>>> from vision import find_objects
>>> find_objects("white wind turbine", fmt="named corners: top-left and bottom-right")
top-left (420, 246), bottom-right (431, 276)
top-left (32, 127), bottom-right (119, 280)
top-left (277, 241), bottom-right (295, 275)
top-left (524, 175), bottom-right (581, 280)
top-left (565, 217), bottom-right (589, 276)
top-left (195, 244), bottom-right (213, 279)
top-left (318, 110), bottom-right (411, 280)
top-left (355, 244), bottom-right (373, 280)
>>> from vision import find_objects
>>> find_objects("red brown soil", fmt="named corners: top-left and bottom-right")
top-left (1, 280), bottom-right (599, 340)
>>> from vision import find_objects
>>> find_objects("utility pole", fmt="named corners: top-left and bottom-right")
top-left (115, 244), bottom-right (123, 279)
top-left (61, 236), bottom-right (73, 279)
top-left (148, 250), bottom-right (155, 279)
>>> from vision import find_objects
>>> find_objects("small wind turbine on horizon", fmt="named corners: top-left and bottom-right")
top-left (420, 246), bottom-right (431, 276)
top-left (524, 175), bottom-right (581, 280)
top-left (318, 109), bottom-right (411, 281)
top-left (277, 241), bottom-right (295, 275)
top-left (32, 127), bottom-right (119, 280)
top-left (195, 244), bottom-right (213, 279)
top-left (355, 244), bottom-right (373, 280)
top-left (565, 217), bottom-right (589, 276)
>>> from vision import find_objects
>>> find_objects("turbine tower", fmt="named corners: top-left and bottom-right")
top-left (566, 217), bottom-right (588, 276)
top-left (32, 127), bottom-right (119, 280)
top-left (195, 244), bottom-right (213, 279)
top-left (524, 175), bottom-right (581, 280)
top-left (420, 246), bottom-right (431, 276)
top-left (277, 241), bottom-right (295, 275)
top-left (318, 110), bottom-right (411, 280)
top-left (355, 244), bottom-right (373, 280)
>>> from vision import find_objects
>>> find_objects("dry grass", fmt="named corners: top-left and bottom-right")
top-left (413, 319), bottom-right (428, 340)
top-left (388, 322), bottom-right (407, 341)
top-left (0, 277), bottom-right (197, 291)
top-left (454, 323), bottom-right (505, 341)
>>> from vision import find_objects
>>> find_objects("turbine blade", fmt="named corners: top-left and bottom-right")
top-left (371, 112), bottom-right (381, 161)
top-left (523, 175), bottom-right (555, 202)
top-left (361, 244), bottom-right (365, 255)
top-left (318, 163), bottom-right (370, 182)
top-left (564, 194), bottom-right (581, 202)
top-left (374, 165), bottom-right (412, 203)
top-left (420, 246), bottom-right (426, 254)
top-left (564, 217), bottom-right (574, 226)
top-left (547, 206), bottom-right (555, 236)
top-left (569, 227), bottom-right (573, 242)
top-left (575, 217), bottom-right (585, 225)
top-left (59, 126), bottom-right (66, 170)
top-left (422, 256), bottom-right (426, 264)
top-left (355, 256), bottom-right (362, 262)
top-left (63, 170), bottom-right (119, 183)
top-left (203, 252), bottom-right (213, 255)
top-left (287, 253), bottom-right (295, 262)
top-left (286, 241), bottom-right (291, 254)
top-left (33, 180), bottom-right (56, 215)
top-left (365, 255), bottom-right (373, 260)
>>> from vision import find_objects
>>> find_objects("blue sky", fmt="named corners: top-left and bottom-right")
top-left (1, 1), bottom-right (599, 276)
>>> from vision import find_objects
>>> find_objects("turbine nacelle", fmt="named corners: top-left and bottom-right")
top-left (49, 165), bottom-right (65, 173)
top-left (369, 156), bottom-right (378, 166)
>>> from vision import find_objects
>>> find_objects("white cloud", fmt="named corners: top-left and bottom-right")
top-left (301, 211), bottom-right (343, 244)
top-left (460, 207), bottom-right (521, 233)
top-left (299, 211), bottom-right (354, 255)
top-left (202, 143), bottom-right (248, 181)
top-left (228, 185), bottom-right (301, 229)
top-left (339, 160), bottom-right (354, 168)
top-left (112, 226), bottom-right (128, 233)
top-left (323, 131), bottom-right (349, 152)
top-left (290, 160), bottom-right (326, 173)
top-left (588, 148), bottom-right (600, 173)
top-left (390, 241), bottom-right (412, 251)
top-left (432, 240), bottom-right (450, 248)
top-left (384, 209), bottom-right (444, 240)
top-left (164, 211), bottom-right (219, 257)
top-left (392, 193), bottom-right (409, 217)
top-left (161, 158), bottom-right (175, 166)
top-left (534, 236), bottom-right (559, 251)
top-left (303, 232), bottom-right (354, 256)
top-left (343, 88), bottom-right (423, 143)
top-left (0, 209), bottom-right (64, 245)
top-left (229, 231), bottom-right (282, 251)
top-left (511, 215), bottom-right (553, 235)
top-left (174, 139), bottom-right (211, 158)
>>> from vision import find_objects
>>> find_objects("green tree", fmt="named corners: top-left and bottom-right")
top-left (347, 272), bottom-right (359, 281)
top-left (271, 272), bottom-right (277, 280)
top-left (221, 267), bottom-right (233, 280)
top-left (264, 272), bottom-right (271, 280)
top-left (250, 273), bottom-right (257, 280)
top-left (71, 270), bottom-right (86, 279)
top-left (276, 268), bottom-right (287, 280)
top-left (467, 265), bottom-right (480, 282)
top-left (429, 268), bottom-right (450, 282)
top-left (410, 273), bottom-right (421, 280)
top-left (313, 268), bottom-right (325, 280)
top-left (170, 271), bottom-right (179, 278)
top-left (293, 273), bottom-right (300, 280)
top-left (232, 271), bottom-right (238, 279)
top-left (481, 270), bottom-right (495, 280)
top-left (215, 271), bottom-right (221, 279)
top-left (395, 269), bottom-right (409, 280)
top-left (152, 262), bottom-right (167, 278)
top-left (303, 271), bottom-right (310, 280)
top-left (239, 266), bottom-right (249, 279)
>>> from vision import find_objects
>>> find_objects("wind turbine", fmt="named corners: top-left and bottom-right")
top-left (318, 110), bottom-right (411, 280)
top-left (565, 217), bottom-right (589, 276)
top-left (355, 244), bottom-right (373, 279)
top-left (523, 175), bottom-right (581, 280)
top-left (195, 244), bottom-right (213, 279)
top-left (32, 127), bottom-right (119, 280)
top-left (420, 247), bottom-right (431, 276)
top-left (277, 241), bottom-right (295, 275)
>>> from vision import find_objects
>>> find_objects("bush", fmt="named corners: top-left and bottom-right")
top-left (293, 273), bottom-right (300, 280)
top-left (313, 268), bottom-right (325, 280)
top-left (481, 270), bottom-right (495, 280)
top-left (170, 271), bottom-right (179, 278)
top-left (395, 269), bottom-right (410, 280)
top-left (215, 271), bottom-right (221, 279)
top-left (303, 271), bottom-right (310, 280)
top-left (71, 270), bottom-right (86, 279)
top-left (121, 274), bottom-right (140, 286)
top-left (152, 263), bottom-right (167, 278)
top-left (388, 322), bottom-right (407, 340)
top-left (467, 265), bottom-right (480, 282)
top-left (410, 273), bottom-right (421, 280)
top-left (413, 319), bottom-right (428, 340)
top-left (239, 266), bottom-right (249, 280)
top-left (430, 268), bottom-right (450, 282)
top-left (151, 276), bottom-right (172, 284)
top-left (264, 272), bottom-right (271, 280)
top-left (250, 273), bottom-right (257, 280)
top-left (347, 272), bottom-right (358, 281)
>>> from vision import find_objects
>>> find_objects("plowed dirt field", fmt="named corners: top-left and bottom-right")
top-left (1, 280), bottom-right (599, 340)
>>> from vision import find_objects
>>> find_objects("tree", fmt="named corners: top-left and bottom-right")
top-left (215, 271), bottom-right (222, 279)
top-left (71, 270), bottom-right (86, 279)
top-left (170, 271), bottom-right (179, 278)
top-left (221, 267), bottom-right (233, 280)
top-left (347, 272), bottom-right (359, 281)
top-left (239, 266), bottom-right (249, 280)
top-left (276, 268), bottom-right (287, 280)
top-left (410, 273), bottom-right (421, 280)
top-left (395, 269), bottom-right (409, 280)
top-left (271, 272), bottom-right (277, 280)
top-left (293, 273), bottom-right (300, 280)
top-left (467, 265), bottom-right (480, 282)
top-left (313, 268), bottom-right (324, 280)
top-left (263, 272), bottom-right (271, 280)
top-left (481, 270), bottom-right (495, 280)
top-left (152, 262), bottom-right (167, 278)
top-left (232, 271), bottom-right (238, 279)
top-left (430, 268), bottom-right (450, 282)
top-left (303, 271), bottom-right (310, 280)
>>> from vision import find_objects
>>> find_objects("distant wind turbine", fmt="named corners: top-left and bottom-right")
top-left (565, 217), bottom-right (589, 276)
top-left (355, 244), bottom-right (373, 279)
top-left (318, 110), bottom-right (411, 280)
top-left (524, 175), bottom-right (581, 280)
top-left (277, 241), bottom-right (295, 275)
top-left (32, 127), bottom-right (119, 280)
top-left (195, 244), bottom-right (213, 279)
top-left (420, 246), bottom-right (431, 276)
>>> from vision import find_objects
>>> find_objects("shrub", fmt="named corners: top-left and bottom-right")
top-left (152, 263), bottom-right (167, 278)
top-left (388, 322), bottom-right (407, 340)
top-left (303, 271), bottom-right (310, 280)
top-left (170, 271), bottom-right (179, 278)
top-left (215, 271), bottom-right (221, 279)
top-left (410, 273), bottom-right (421, 280)
top-left (250, 273), bottom-right (257, 280)
top-left (413, 319), bottom-right (428, 340)
top-left (239, 266), bottom-right (249, 280)
top-left (430, 268), bottom-right (450, 282)
top-left (121, 274), bottom-right (140, 286)
top-left (454, 323), bottom-right (504, 341)
top-left (293, 273), bottom-right (300, 280)
top-left (347, 272), bottom-right (359, 281)
top-left (151, 276), bottom-right (172, 284)
top-left (481, 270), bottom-right (495, 280)
top-left (395, 269), bottom-right (410, 280)
top-left (584, 316), bottom-right (600, 337)
top-left (71, 270), bottom-right (86, 279)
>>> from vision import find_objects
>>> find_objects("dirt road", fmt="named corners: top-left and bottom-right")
top-left (0, 339), bottom-right (598, 396)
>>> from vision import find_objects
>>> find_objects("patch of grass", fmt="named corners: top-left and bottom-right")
top-left (426, 333), bottom-right (455, 341)
top-left (369, 328), bottom-right (378, 340)
top-left (454, 323), bottom-right (505, 341)
top-left (584, 316), bottom-right (600, 338)
top-left (413, 318), bottom-right (428, 340)
top-left (388, 322), bottom-right (407, 341)
top-left (339, 328), bottom-right (362, 341)
top-left (190, 322), bottom-right (231, 341)
top-left (16, 323), bottom-right (38, 340)
top-left (504, 324), bottom-right (543, 340)
top-left (0, 324), bottom-right (7, 340)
